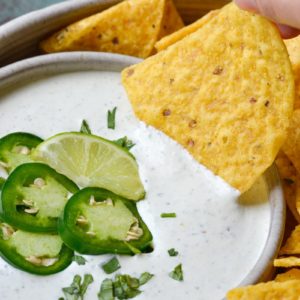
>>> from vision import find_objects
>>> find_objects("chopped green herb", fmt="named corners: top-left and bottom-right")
top-left (160, 213), bottom-right (177, 218)
top-left (62, 274), bottom-right (94, 300)
top-left (80, 120), bottom-right (92, 134)
top-left (98, 279), bottom-right (114, 300)
top-left (72, 255), bottom-right (87, 266)
top-left (169, 264), bottom-right (184, 282)
top-left (124, 241), bottom-right (142, 254)
top-left (107, 107), bottom-right (117, 129)
top-left (139, 272), bottom-right (154, 285)
top-left (168, 248), bottom-right (179, 257)
top-left (98, 272), bottom-right (154, 300)
top-left (0, 177), bottom-right (6, 191)
top-left (101, 257), bottom-right (121, 274)
top-left (81, 274), bottom-right (94, 297)
top-left (114, 136), bottom-right (135, 150)
top-left (114, 274), bottom-right (141, 299)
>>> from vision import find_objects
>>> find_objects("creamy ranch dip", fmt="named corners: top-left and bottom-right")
top-left (0, 71), bottom-right (270, 300)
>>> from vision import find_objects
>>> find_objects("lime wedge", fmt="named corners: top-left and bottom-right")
top-left (32, 133), bottom-right (145, 201)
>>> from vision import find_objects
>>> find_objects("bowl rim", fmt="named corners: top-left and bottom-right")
top-left (0, 0), bottom-right (121, 67)
top-left (0, 52), bottom-right (286, 291)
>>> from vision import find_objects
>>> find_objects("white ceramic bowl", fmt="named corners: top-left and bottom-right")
top-left (0, 52), bottom-right (285, 292)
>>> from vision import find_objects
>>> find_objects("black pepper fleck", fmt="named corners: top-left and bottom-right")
top-left (127, 68), bottom-right (135, 77)
top-left (187, 139), bottom-right (195, 147)
top-left (112, 37), bottom-right (119, 44)
top-left (189, 120), bottom-right (197, 128)
top-left (277, 74), bottom-right (285, 81)
top-left (162, 109), bottom-right (171, 116)
top-left (213, 65), bottom-right (223, 75)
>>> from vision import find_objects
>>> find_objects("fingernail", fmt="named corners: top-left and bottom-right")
top-left (234, 0), bottom-right (258, 12)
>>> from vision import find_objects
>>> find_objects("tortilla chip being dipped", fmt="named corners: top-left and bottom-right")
top-left (40, 0), bottom-right (183, 58)
top-left (155, 9), bottom-right (219, 52)
top-left (227, 280), bottom-right (300, 300)
top-left (275, 152), bottom-right (300, 223)
top-left (122, 3), bottom-right (294, 193)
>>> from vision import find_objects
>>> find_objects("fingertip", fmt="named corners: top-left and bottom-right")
top-left (276, 24), bottom-right (300, 39)
top-left (234, 0), bottom-right (258, 11)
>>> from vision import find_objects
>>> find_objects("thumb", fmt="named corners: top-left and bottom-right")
top-left (234, 0), bottom-right (300, 31)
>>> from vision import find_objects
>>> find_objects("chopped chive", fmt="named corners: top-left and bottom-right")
top-left (0, 177), bottom-right (6, 191)
top-left (139, 272), bottom-right (154, 285)
top-left (114, 136), bottom-right (135, 150)
top-left (124, 241), bottom-right (142, 254)
top-left (72, 255), bottom-right (87, 265)
top-left (168, 248), bottom-right (179, 257)
top-left (107, 107), bottom-right (117, 129)
top-left (101, 257), bottom-right (121, 274)
top-left (80, 119), bottom-right (92, 134)
top-left (169, 264), bottom-right (184, 282)
top-left (98, 279), bottom-right (114, 300)
top-left (160, 213), bottom-right (176, 218)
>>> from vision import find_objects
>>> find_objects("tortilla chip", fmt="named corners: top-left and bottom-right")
top-left (155, 10), bottom-right (219, 52)
top-left (40, 0), bottom-right (183, 58)
top-left (280, 225), bottom-right (300, 255)
top-left (227, 280), bottom-right (300, 300)
top-left (157, 0), bottom-right (184, 41)
top-left (274, 256), bottom-right (300, 268)
top-left (275, 269), bottom-right (300, 282)
top-left (285, 36), bottom-right (300, 109)
top-left (275, 152), bottom-right (300, 223)
top-left (122, 3), bottom-right (295, 192)
top-left (282, 110), bottom-right (300, 174)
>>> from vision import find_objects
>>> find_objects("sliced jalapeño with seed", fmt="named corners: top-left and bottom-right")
top-left (0, 132), bottom-right (43, 173)
top-left (0, 163), bottom-right (79, 233)
top-left (0, 218), bottom-right (73, 275)
top-left (58, 187), bottom-right (153, 255)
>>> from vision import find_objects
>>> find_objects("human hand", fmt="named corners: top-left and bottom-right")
top-left (234, 0), bottom-right (300, 38)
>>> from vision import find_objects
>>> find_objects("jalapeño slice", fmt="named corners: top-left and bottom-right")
top-left (58, 188), bottom-right (153, 255)
top-left (0, 163), bottom-right (79, 233)
top-left (0, 219), bottom-right (73, 275)
top-left (0, 132), bottom-right (43, 173)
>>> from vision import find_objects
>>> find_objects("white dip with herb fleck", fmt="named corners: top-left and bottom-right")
top-left (0, 70), bottom-right (270, 300)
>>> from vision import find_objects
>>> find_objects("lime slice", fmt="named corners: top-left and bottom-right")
top-left (32, 133), bottom-right (145, 201)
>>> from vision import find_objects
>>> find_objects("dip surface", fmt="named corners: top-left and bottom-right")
top-left (0, 71), bottom-right (270, 300)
